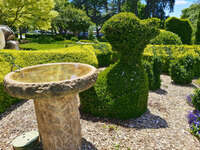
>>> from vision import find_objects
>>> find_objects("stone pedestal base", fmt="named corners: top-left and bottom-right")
top-left (34, 94), bottom-right (81, 150)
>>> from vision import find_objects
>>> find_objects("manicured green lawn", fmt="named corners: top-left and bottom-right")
top-left (20, 40), bottom-right (77, 50)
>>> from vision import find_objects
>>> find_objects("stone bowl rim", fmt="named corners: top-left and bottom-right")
top-left (4, 62), bottom-right (97, 85)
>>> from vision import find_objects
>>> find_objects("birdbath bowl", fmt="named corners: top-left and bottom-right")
top-left (4, 63), bottom-right (98, 150)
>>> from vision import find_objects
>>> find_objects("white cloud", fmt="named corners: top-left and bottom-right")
top-left (175, 0), bottom-right (188, 5)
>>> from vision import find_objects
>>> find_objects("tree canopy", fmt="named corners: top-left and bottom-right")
top-left (0, 0), bottom-right (57, 30)
top-left (181, 3), bottom-right (200, 28)
top-left (52, 5), bottom-right (92, 35)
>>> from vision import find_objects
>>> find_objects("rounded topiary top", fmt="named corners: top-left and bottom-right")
top-left (150, 30), bottom-right (183, 45)
top-left (165, 17), bottom-right (193, 44)
top-left (102, 12), bottom-right (159, 57)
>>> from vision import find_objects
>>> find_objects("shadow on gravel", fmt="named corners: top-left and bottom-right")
top-left (36, 138), bottom-right (98, 150)
top-left (0, 100), bottom-right (26, 121)
top-left (81, 109), bottom-right (168, 130)
top-left (154, 88), bottom-right (168, 95)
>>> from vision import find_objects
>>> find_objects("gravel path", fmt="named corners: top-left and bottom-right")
top-left (0, 75), bottom-right (200, 150)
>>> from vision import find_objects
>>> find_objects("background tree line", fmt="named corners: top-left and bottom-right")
top-left (0, 0), bottom-right (199, 39)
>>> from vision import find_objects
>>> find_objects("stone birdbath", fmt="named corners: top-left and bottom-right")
top-left (4, 63), bottom-right (98, 150)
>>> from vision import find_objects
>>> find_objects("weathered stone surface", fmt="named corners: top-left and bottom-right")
top-left (0, 29), bottom-right (5, 49)
top-left (4, 63), bottom-right (98, 100)
top-left (0, 25), bottom-right (15, 41)
top-left (5, 40), bottom-right (19, 50)
top-left (4, 62), bottom-right (97, 150)
top-left (12, 131), bottom-right (39, 150)
top-left (34, 94), bottom-right (81, 150)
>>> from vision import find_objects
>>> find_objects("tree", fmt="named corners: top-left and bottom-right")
top-left (72, 0), bottom-right (113, 37)
top-left (122, 0), bottom-right (139, 15)
top-left (0, 0), bottom-right (57, 30)
top-left (144, 0), bottom-right (175, 20)
top-left (165, 17), bottom-right (193, 44)
top-left (52, 5), bottom-right (92, 36)
top-left (196, 11), bottom-right (200, 44)
top-left (181, 4), bottom-right (200, 28)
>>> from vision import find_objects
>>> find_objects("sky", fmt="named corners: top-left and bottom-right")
top-left (167, 0), bottom-right (195, 17)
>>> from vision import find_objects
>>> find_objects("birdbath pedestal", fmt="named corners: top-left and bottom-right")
top-left (4, 63), bottom-right (97, 150)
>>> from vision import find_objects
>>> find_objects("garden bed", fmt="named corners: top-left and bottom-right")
top-left (0, 75), bottom-right (199, 150)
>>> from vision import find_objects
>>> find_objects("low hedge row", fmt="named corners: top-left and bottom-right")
top-left (0, 45), bottom-right (98, 114)
top-left (143, 45), bottom-right (200, 74)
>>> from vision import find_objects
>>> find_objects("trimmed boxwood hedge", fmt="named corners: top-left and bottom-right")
top-left (150, 30), bottom-right (182, 45)
top-left (80, 12), bottom-right (159, 120)
top-left (0, 45), bottom-right (98, 114)
top-left (165, 17), bottom-right (193, 44)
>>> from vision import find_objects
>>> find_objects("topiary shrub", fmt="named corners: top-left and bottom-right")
top-left (144, 18), bottom-right (161, 29)
top-left (169, 55), bottom-right (194, 85)
top-left (143, 56), bottom-right (162, 91)
top-left (191, 88), bottom-right (200, 111)
top-left (165, 17), bottom-right (193, 44)
top-left (196, 11), bottom-right (200, 44)
top-left (150, 30), bottom-right (182, 45)
top-left (80, 12), bottom-right (159, 119)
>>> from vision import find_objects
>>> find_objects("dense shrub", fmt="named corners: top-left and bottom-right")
top-left (150, 30), bottom-right (182, 45)
top-left (80, 12), bottom-right (159, 119)
top-left (54, 34), bottom-right (65, 41)
top-left (196, 11), bottom-right (200, 44)
top-left (36, 35), bottom-right (55, 44)
top-left (143, 61), bottom-right (155, 90)
top-left (143, 45), bottom-right (200, 75)
top-left (165, 17), bottom-right (193, 44)
top-left (92, 43), bottom-right (114, 67)
top-left (191, 89), bottom-right (200, 111)
top-left (71, 36), bottom-right (79, 42)
top-left (144, 18), bottom-right (161, 29)
top-left (169, 55), bottom-right (194, 84)
top-left (0, 46), bottom-right (98, 114)
top-left (143, 57), bottom-right (162, 90)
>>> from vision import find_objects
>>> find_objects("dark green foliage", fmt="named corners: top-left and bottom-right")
top-left (143, 61), bottom-right (154, 90)
top-left (192, 88), bottom-right (200, 111)
top-left (80, 12), bottom-right (159, 119)
top-left (144, 18), bottom-right (161, 29)
top-left (169, 55), bottom-right (194, 85)
top-left (36, 35), bottom-right (55, 44)
top-left (152, 57), bottom-right (162, 89)
top-left (54, 35), bottom-right (65, 41)
top-left (150, 30), bottom-right (182, 45)
top-left (102, 13), bottom-right (159, 55)
top-left (81, 62), bottom-right (149, 119)
top-left (143, 57), bottom-right (162, 91)
top-left (71, 36), bottom-right (79, 42)
top-left (196, 11), bottom-right (200, 44)
top-left (92, 43), bottom-right (114, 67)
top-left (165, 17), bottom-right (193, 44)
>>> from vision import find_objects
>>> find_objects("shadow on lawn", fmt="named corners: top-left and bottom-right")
top-left (81, 109), bottom-right (168, 130)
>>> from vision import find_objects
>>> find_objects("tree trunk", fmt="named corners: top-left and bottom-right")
top-left (96, 26), bottom-right (99, 38)
top-left (19, 27), bottom-right (23, 40)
